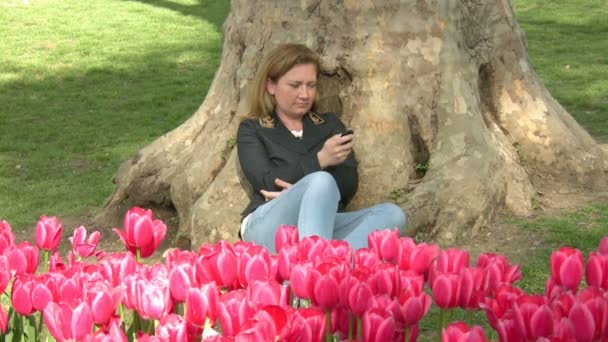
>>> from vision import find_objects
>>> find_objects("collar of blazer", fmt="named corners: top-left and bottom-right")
top-left (258, 111), bottom-right (336, 154)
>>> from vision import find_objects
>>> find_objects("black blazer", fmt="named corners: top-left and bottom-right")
top-left (237, 111), bottom-right (358, 221)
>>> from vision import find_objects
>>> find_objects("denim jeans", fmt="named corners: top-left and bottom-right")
top-left (241, 171), bottom-right (407, 253)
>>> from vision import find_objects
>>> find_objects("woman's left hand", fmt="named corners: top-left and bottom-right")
top-left (260, 178), bottom-right (292, 201)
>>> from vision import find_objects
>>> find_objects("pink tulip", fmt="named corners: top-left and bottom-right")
top-left (156, 314), bottom-right (188, 341)
top-left (185, 283), bottom-right (219, 326)
top-left (431, 273), bottom-right (459, 309)
top-left (237, 245), bottom-right (272, 287)
top-left (368, 262), bottom-right (399, 297)
top-left (7, 241), bottom-right (39, 275)
top-left (168, 261), bottom-right (196, 302)
top-left (599, 236), bottom-right (608, 255)
top-left (275, 225), bottom-right (299, 252)
top-left (354, 247), bottom-right (381, 270)
top-left (368, 229), bottom-right (400, 263)
top-left (247, 280), bottom-right (289, 308)
top-left (586, 251), bottom-right (608, 290)
top-left (113, 206), bottom-right (166, 258)
top-left (196, 242), bottom-right (238, 288)
top-left (429, 248), bottom-right (470, 285)
top-left (297, 236), bottom-right (328, 264)
top-left (550, 247), bottom-right (584, 292)
top-left (279, 307), bottom-right (326, 342)
top-left (441, 321), bottom-right (487, 342)
top-left (476, 253), bottom-right (522, 292)
top-left (12, 276), bottom-right (36, 315)
top-left (217, 289), bottom-right (256, 337)
top-left (513, 294), bottom-right (553, 339)
top-left (347, 278), bottom-right (375, 317)
top-left (457, 267), bottom-right (485, 310)
top-left (136, 280), bottom-right (172, 321)
top-left (362, 308), bottom-right (396, 342)
top-left (43, 301), bottom-right (94, 342)
top-left (84, 318), bottom-right (127, 342)
top-left (0, 220), bottom-right (15, 254)
top-left (99, 252), bottom-right (138, 287)
top-left (0, 255), bottom-right (10, 294)
top-left (310, 261), bottom-right (348, 310)
top-left (290, 262), bottom-right (313, 300)
top-left (568, 302), bottom-right (596, 342)
top-left (397, 238), bottom-right (440, 276)
top-left (86, 283), bottom-right (124, 326)
top-left (480, 285), bottom-right (524, 330)
top-left (573, 287), bottom-right (608, 340)
top-left (399, 290), bottom-right (431, 327)
top-left (69, 226), bottom-right (100, 258)
top-left (35, 215), bottom-right (62, 251)
top-left (277, 243), bottom-right (298, 283)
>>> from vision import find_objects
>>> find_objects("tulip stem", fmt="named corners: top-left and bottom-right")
top-left (466, 310), bottom-right (473, 325)
top-left (21, 316), bottom-right (26, 342)
top-left (348, 313), bottom-right (353, 341)
top-left (325, 310), bottom-right (332, 342)
top-left (136, 249), bottom-right (141, 263)
top-left (439, 309), bottom-right (446, 332)
top-left (43, 250), bottom-right (49, 274)
top-left (357, 317), bottom-right (362, 341)
top-left (37, 312), bottom-right (44, 340)
top-left (404, 326), bottom-right (409, 342)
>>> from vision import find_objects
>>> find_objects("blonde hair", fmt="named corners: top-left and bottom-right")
top-left (244, 44), bottom-right (320, 119)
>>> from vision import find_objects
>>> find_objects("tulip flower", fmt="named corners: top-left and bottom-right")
top-left (99, 252), bottom-right (138, 287)
top-left (368, 262), bottom-right (399, 297)
top-left (196, 242), bottom-right (238, 288)
top-left (586, 251), bottom-right (608, 290)
top-left (237, 245), bottom-right (272, 287)
top-left (550, 246), bottom-right (584, 292)
top-left (573, 287), bottom-right (608, 340)
top-left (113, 206), bottom-right (167, 258)
top-left (429, 248), bottom-right (470, 284)
top-left (368, 229), bottom-right (400, 263)
top-left (185, 283), bottom-right (219, 326)
top-left (362, 308), bottom-right (396, 342)
top-left (599, 236), bottom-right (608, 255)
top-left (432, 273), bottom-right (460, 309)
top-left (476, 253), bottom-right (522, 292)
top-left (136, 280), bottom-right (172, 321)
top-left (0, 220), bottom-right (15, 254)
top-left (277, 243), bottom-right (298, 283)
top-left (0, 255), bottom-right (10, 294)
top-left (297, 236), bottom-right (328, 264)
top-left (568, 302), bottom-right (596, 342)
top-left (155, 314), bottom-right (188, 341)
top-left (86, 283), bottom-right (125, 326)
top-left (69, 225), bottom-right (101, 258)
top-left (399, 290), bottom-right (431, 327)
top-left (7, 241), bottom-right (39, 275)
top-left (43, 301), bottom-right (94, 341)
top-left (354, 247), bottom-right (381, 270)
top-left (290, 262), bottom-right (313, 300)
top-left (12, 275), bottom-right (36, 316)
top-left (397, 238), bottom-right (440, 276)
top-left (35, 215), bottom-right (62, 251)
top-left (457, 267), bottom-right (485, 310)
top-left (512, 294), bottom-right (554, 339)
top-left (247, 280), bottom-right (289, 308)
top-left (347, 279), bottom-right (375, 317)
top-left (279, 307), bottom-right (326, 342)
top-left (275, 224), bottom-right (299, 252)
top-left (441, 321), bottom-right (488, 342)
top-left (168, 261), bottom-right (197, 302)
top-left (217, 290), bottom-right (256, 336)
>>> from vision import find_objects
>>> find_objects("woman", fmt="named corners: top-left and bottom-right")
top-left (237, 43), bottom-right (406, 253)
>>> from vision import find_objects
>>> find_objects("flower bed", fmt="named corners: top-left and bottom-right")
top-left (1, 207), bottom-right (607, 341)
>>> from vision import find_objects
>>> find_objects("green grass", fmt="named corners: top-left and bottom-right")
top-left (0, 0), bottom-right (230, 230)
top-left (513, 0), bottom-right (608, 141)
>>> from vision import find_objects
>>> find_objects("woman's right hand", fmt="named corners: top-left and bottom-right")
top-left (317, 133), bottom-right (354, 169)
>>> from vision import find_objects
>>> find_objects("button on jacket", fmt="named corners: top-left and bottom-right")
top-left (237, 111), bottom-right (358, 221)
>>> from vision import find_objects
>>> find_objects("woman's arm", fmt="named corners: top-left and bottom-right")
top-left (237, 120), bottom-right (322, 193)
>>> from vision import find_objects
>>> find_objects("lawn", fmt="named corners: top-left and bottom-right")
top-left (0, 0), bottom-right (230, 230)
top-left (0, 0), bottom-right (607, 338)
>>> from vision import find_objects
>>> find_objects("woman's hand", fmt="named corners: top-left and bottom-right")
top-left (260, 178), bottom-right (292, 201)
top-left (317, 133), bottom-right (354, 169)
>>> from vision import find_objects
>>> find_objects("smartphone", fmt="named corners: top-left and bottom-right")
top-left (341, 129), bottom-right (354, 137)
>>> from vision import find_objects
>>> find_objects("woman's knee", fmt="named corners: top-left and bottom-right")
top-left (303, 171), bottom-right (338, 192)
top-left (374, 203), bottom-right (407, 234)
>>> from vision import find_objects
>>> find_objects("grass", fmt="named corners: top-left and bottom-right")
top-left (513, 0), bottom-right (608, 141)
top-left (0, 0), bottom-right (231, 230)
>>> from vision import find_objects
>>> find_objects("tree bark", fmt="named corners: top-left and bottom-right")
top-left (96, 0), bottom-right (606, 248)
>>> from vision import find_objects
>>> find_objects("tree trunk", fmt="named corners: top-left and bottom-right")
top-left (96, 0), bottom-right (606, 249)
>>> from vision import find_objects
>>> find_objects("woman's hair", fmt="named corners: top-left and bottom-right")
top-left (244, 43), bottom-right (320, 119)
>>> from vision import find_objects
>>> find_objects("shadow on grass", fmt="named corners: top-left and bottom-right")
top-left (0, 38), bottom-right (225, 230)
top-left (125, 0), bottom-right (230, 29)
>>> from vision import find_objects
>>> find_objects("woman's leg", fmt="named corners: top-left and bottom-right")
top-left (333, 203), bottom-right (406, 250)
top-left (243, 171), bottom-right (340, 253)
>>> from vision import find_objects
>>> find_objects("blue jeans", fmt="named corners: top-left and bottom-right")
top-left (242, 171), bottom-right (407, 253)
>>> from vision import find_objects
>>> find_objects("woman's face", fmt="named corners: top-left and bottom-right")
top-left (267, 63), bottom-right (317, 120)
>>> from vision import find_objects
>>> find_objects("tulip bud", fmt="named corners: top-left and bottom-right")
top-left (0, 220), bottom-right (15, 255)
top-left (35, 215), bottom-right (62, 251)
top-left (70, 226), bottom-right (101, 258)
top-left (275, 225), bottom-right (299, 252)
top-left (550, 247), bottom-right (584, 292)
top-left (441, 321), bottom-right (488, 342)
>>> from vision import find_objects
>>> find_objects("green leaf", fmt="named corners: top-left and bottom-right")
top-left (23, 315), bottom-right (37, 341)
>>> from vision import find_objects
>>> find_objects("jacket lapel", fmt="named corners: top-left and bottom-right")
top-left (260, 112), bottom-right (336, 154)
